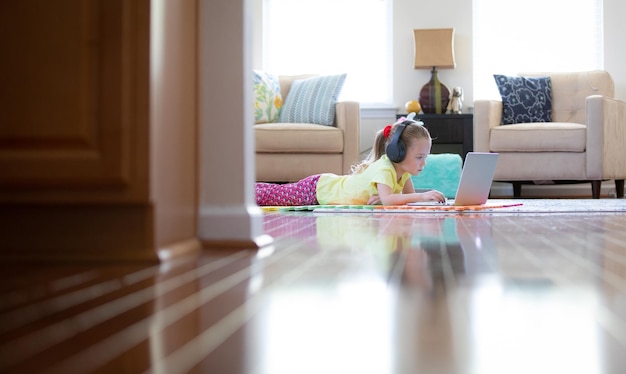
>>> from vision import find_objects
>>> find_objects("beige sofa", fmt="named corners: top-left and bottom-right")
top-left (474, 70), bottom-right (626, 198)
top-left (255, 75), bottom-right (361, 182)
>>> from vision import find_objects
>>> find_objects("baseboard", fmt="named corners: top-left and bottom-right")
top-left (490, 181), bottom-right (618, 198)
top-left (198, 203), bottom-right (270, 249)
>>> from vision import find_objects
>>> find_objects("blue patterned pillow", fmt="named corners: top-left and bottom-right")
top-left (278, 74), bottom-right (346, 125)
top-left (493, 75), bottom-right (552, 125)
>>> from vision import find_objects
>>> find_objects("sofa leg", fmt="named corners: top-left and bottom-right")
top-left (591, 180), bottom-right (601, 199)
top-left (512, 182), bottom-right (522, 198)
top-left (616, 180), bottom-right (625, 198)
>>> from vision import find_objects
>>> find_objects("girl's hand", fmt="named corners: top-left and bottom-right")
top-left (420, 190), bottom-right (446, 203)
top-left (367, 194), bottom-right (381, 205)
top-left (377, 183), bottom-right (446, 205)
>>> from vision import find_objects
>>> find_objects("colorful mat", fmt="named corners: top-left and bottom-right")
top-left (260, 202), bottom-right (522, 213)
top-left (260, 199), bottom-right (626, 214)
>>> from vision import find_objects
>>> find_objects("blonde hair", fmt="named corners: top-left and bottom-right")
top-left (351, 121), bottom-right (431, 174)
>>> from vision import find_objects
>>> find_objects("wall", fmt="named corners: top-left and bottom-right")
top-left (252, 0), bottom-right (626, 196)
top-left (151, 0), bottom-right (201, 257)
top-left (603, 0), bottom-right (626, 100)
top-left (393, 0), bottom-right (473, 114)
top-left (393, 0), bottom-right (626, 111)
top-left (198, 0), bottom-right (268, 248)
top-left (253, 0), bottom-right (626, 110)
top-left (359, 0), bottom-right (473, 157)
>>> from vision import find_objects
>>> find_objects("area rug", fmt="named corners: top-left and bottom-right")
top-left (261, 199), bottom-right (626, 214)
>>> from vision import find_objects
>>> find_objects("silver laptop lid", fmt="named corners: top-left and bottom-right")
top-left (453, 152), bottom-right (499, 206)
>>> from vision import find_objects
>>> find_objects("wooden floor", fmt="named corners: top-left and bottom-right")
top-left (1, 209), bottom-right (626, 373)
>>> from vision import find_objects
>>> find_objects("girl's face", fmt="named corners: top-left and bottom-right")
top-left (395, 138), bottom-right (431, 177)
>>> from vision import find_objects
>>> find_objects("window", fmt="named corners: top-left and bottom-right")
top-left (473, 0), bottom-right (603, 100)
top-left (262, 0), bottom-right (392, 106)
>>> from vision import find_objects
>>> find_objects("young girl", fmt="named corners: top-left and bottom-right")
top-left (255, 116), bottom-right (446, 206)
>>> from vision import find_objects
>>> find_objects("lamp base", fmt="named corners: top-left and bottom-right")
top-left (419, 67), bottom-right (450, 114)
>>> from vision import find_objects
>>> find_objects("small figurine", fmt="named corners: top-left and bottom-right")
top-left (447, 86), bottom-right (463, 114)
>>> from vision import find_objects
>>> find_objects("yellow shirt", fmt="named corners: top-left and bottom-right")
top-left (316, 155), bottom-right (412, 204)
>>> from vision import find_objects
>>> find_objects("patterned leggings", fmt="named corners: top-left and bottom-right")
top-left (255, 175), bottom-right (321, 206)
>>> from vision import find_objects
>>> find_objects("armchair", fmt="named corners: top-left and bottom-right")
top-left (474, 70), bottom-right (626, 198)
top-left (255, 75), bottom-right (361, 182)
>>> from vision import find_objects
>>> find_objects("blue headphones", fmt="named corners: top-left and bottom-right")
top-left (385, 121), bottom-right (409, 163)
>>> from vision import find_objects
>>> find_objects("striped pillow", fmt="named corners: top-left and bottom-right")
top-left (278, 74), bottom-right (346, 125)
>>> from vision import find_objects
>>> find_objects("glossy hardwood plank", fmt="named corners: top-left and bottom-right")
top-left (1, 211), bottom-right (626, 373)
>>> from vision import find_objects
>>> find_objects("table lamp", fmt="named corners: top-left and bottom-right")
top-left (413, 28), bottom-right (456, 114)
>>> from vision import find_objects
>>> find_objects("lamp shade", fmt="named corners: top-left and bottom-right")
top-left (413, 28), bottom-right (455, 114)
top-left (413, 28), bottom-right (456, 69)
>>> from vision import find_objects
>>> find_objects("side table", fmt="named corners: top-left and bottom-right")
top-left (396, 113), bottom-right (473, 161)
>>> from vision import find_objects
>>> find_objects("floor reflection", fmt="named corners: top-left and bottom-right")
top-left (257, 213), bottom-right (482, 373)
top-left (258, 212), bottom-right (626, 374)
top-left (3, 212), bottom-right (626, 373)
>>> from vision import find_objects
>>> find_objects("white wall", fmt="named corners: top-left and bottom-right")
top-left (253, 0), bottom-right (626, 104)
top-left (393, 0), bottom-right (473, 113)
top-left (603, 0), bottom-right (626, 100)
top-left (252, 0), bottom-right (626, 158)
top-left (392, 0), bottom-right (626, 111)
top-left (360, 0), bottom-right (473, 157)
top-left (198, 0), bottom-right (266, 244)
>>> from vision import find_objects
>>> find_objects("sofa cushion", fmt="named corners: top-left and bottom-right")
top-left (253, 70), bottom-right (282, 124)
top-left (255, 123), bottom-right (344, 153)
top-left (490, 122), bottom-right (586, 152)
top-left (278, 74), bottom-right (346, 126)
top-left (494, 75), bottom-right (552, 125)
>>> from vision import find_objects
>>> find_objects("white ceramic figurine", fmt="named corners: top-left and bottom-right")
top-left (448, 86), bottom-right (463, 114)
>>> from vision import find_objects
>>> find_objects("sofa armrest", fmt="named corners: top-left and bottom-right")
top-left (335, 101), bottom-right (361, 174)
top-left (473, 100), bottom-right (503, 152)
top-left (585, 95), bottom-right (626, 179)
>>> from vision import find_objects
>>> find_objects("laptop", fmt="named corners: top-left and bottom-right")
top-left (408, 152), bottom-right (499, 206)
